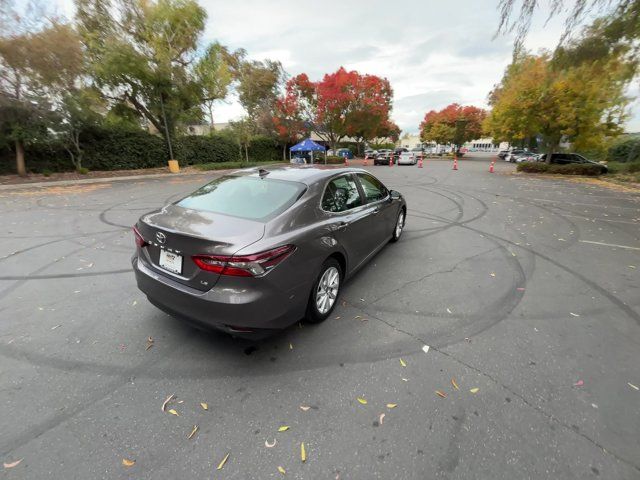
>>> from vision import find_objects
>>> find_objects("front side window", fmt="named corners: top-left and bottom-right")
top-left (357, 173), bottom-right (388, 203)
top-left (321, 175), bottom-right (363, 212)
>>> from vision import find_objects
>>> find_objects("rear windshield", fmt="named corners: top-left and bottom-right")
top-left (177, 175), bottom-right (305, 221)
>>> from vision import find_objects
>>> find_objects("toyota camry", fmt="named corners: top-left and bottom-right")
top-left (132, 166), bottom-right (406, 337)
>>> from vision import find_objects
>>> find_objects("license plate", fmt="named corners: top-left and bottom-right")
top-left (159, 249), bottom-right (182, 274)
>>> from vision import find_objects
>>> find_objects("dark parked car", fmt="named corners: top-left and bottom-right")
top-left (374, 152), bottom-right (392, 165)
top-left (539, 153), bottom-right (608, 173)
top-left (133, 166), bottom-right (407, 337)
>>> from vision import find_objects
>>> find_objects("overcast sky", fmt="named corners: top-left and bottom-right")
top-left (55, 0), bottom-right (640, 135)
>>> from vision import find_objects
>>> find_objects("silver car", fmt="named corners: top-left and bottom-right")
top-left (132, 166), bottom-right (407, 337)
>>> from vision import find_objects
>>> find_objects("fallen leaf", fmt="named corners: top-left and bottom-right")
top-left (132, 300), bottom-right (137, 306)
top-left (574, 380), bottom-right (584, 387)
top-left (357, 397), bottom-right (367, 405)
top-left (436, 390), bottom-right (447, 398)
top-left (470, 388), bottom-right (479, 394)
top-left (200, 402), bottom-right (208, 410)
top-left (122, 458), bottom-right (135, 467)
top-left (628, 382), bottom-right (639, 391)
top-left (299, 405), bottom-right (311, 412)
top-left (422, 345), bottom-right (430, 353)
top-left (451, 379), bottom-right (459, 390)
top-left (289, 343), bottom-right (293, 350)
top-left (354, 315), bottom-right (362, 320)
top-left (399, 358), bottom-right (407, 367)
top-left (145, 336), bottom-right (154, 350)
top-left (187, 425), bottom-right (198, 439)
top-left (490, 272), bottom-right (496, 277)
top-left (278, 466), bottom-right (286, 475)
top-left (51, 324), bottom-right (61, 330)
top-left (278, 426), bottom-right (290, 432)
top-left (401, 378), bottom-right (408, 382)
top-left (570, 312), bottom-right (580, 317)
top-left (386, 403), bottom-right (397, 409)
top-left (379, 413), bottom-right (386, 425)
top-left (446, 308), bottom-right (452, 314)
top-left (168, 409), bottom-right (179, 416)
top-left (334, 316), bottom-right (341, 320)
top-left (300, 442), bottom-right (306, 462)
top-left (216, 453), bottom-right (230, 470)
top-left (3, 459), bottom-right (22, 469)
top-left (517, 287), bottom-right (525, 291)
top-left (265, 438), bottom-right (277, 448)
top-left (161, 394), bottom-right (175, 412)
top-left (592, 403), bottom-right (598, 409)
top-left (629, 265), bottom-right (636, 269)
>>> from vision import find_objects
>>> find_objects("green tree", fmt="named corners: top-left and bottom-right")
top-left (76, 0), bottom-right (209, 162)
top-left (0, 12), bottom-right (83, 175)
top-left (194, 42), bottom-right (235, 130)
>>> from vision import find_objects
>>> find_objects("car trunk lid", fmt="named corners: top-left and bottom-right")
top-left (137, 205), bottom-right (265, 291)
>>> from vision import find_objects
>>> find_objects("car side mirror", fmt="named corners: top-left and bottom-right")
top-left (389, 190), bottom-right (401, 201)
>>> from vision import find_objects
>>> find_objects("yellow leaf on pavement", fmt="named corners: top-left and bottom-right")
top-left (161, 393), bottom-right (174, 412)
top-left (217, 453), bottom-right (230, 470)
top-left (399, 358), bottom-right (406, 367)
top-left (278, 466), bottom-right (286, 475)
top-left (386, 403), bottom-right (397, 409)
top-left (3, 459), bottom-right (23, 469)
top-left (470, 388), bottom-right (480, 394)
top-left (188, 425), bottom-right (198, 439)
top-left (200, 402), bottom-right (208, 410)
top-left (436, 390), bottom-right (447, 398)
top-left (300, 442), bottom-right (306, 462)
top-left (299, 405), bottom-right (311, 411)
top-left (168, 409), bottom-right (179, 416)
top-left (451, 379), bottom-right (459, 390)
top-left (357, 397), bottom-right (367, 405)
top-left (122, 458), bottom-right (135, 467)
top-left (278, 426), bottom-right (290, 432)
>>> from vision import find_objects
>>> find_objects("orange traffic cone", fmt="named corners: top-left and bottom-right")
top-left (489, 161), bottom-right (494, 173)
top-left (418, 158), bottom-right (423, 168)
top-left (452, 158), bottom-right (458, 170)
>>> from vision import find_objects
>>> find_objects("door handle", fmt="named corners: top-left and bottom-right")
top-left (333, 221), bottom-right (349, 231)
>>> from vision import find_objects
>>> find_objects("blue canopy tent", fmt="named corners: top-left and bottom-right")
top-left (289, 138), bottom-right (326, 164)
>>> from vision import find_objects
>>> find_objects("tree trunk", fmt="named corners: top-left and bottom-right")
top-left (282, 144), bottom-right (287, 161)
top-left (15, 140), bottom-right (26, 177)
top-left (244, 143), bottom-right (249, 162)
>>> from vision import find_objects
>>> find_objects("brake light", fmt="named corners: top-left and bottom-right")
top-left (193, 245), bottom-right (296, 277)
top-left (133, 226), bottom-right (147, 248)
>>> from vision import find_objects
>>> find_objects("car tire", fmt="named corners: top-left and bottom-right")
top-left (390, 208), bottom-right (405, 243)
top-left (305, 258), bottom-right (342, 323)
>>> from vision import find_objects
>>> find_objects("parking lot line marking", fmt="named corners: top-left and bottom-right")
top-left (579, 240), bottom-right (640, 251)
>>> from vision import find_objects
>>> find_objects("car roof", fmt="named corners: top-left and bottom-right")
top-left (229, 165), bottom-right (370, 185)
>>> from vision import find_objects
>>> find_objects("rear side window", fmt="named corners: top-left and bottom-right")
top-left (177, 176), bottom-right (305, 221)
top-left (322, 175), bottom-right (363, 212)
top-left (357, 173), bottom-right (388, 203)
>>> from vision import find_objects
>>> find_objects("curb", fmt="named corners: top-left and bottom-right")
top-left (0, 170), bottom-right (212, 191)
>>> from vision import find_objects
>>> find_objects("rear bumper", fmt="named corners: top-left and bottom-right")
top-left (132, 255), bottom-right (309, 335)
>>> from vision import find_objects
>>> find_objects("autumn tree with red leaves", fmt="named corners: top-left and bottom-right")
top-left (282, 67), bottom-right (394, 153)
top-left (420, 104), bottom-right (487, 148)
top-left (272, 90), bottom-right (307, 159)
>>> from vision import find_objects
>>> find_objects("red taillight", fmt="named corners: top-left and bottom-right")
top-left (133, 226), bottom-right (147, 248)
top-left (193, 245), bottom-right (296, 277)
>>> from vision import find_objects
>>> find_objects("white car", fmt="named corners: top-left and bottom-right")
top-left (398, 151), bottom-right (417, 165)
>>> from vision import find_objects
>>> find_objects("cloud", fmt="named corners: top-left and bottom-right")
top-left (53, 0), bottom-right (640, 134)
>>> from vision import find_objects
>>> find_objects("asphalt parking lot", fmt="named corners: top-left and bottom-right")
top-left (1, 155), bottom-right (639, 479)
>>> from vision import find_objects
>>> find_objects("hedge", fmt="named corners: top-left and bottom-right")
top-left (0, 128), bottom-right (281, 174)
top-left (517, 162), bottom-right (605, 176)
top-left (608, 136), bottom-right (640, 163)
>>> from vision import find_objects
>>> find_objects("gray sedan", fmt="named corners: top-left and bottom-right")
top-left (132, 166), bottom-right (407, 337)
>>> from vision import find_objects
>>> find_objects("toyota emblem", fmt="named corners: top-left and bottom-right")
top-left (156, 231), bottom-right (166, 244)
